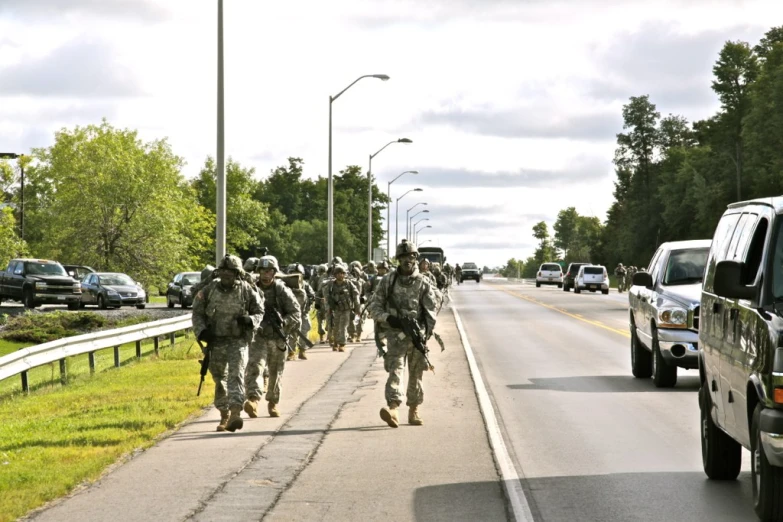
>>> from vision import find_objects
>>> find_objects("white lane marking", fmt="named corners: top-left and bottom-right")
top-left (451, 304), bottom-right (534, 522)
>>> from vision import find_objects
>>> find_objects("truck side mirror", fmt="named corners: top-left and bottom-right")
top-left (633, 271), bottom-right (653, 289)
top-left (714, 260), bottom-right (756, 300)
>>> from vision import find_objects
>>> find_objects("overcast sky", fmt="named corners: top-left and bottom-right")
top-left (1, 0), bottom-right (781, 268)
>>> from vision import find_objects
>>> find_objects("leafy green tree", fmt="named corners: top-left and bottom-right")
top-left (0, 207), bottom-right (28, 268)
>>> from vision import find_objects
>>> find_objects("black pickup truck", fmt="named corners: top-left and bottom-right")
top-left (0, 258), bottom-right (82, 309)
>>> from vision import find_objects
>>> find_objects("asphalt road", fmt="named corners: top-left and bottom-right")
top-left (453, 278), bottom-right (757, 522)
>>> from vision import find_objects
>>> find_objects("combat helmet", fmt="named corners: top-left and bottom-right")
top-left (377, 260), bottom-right (390, 270)
top-left (395, 239), bottom-right (418, 259)
top-left (317, 264), bottom-right (327, 274)
top-left (218, 254), bottom-right (244, 274)
top-left (257, 255), bottom-right (280, 272)
top-left (243, 257), bottom-right (259, 272)
top-left (330, 256), bottom-right (343, 267)
top-left (333, 263), bottom-right (347, 274)
top-left (201, 264), bottom-right (216, 281)
top-left (291, 263), bottom-right (305, 275)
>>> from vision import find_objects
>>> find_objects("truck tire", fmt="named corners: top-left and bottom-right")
top-left (23, 288), bottom-right (36, 309)
top-left (630, 319), bottom-right (652, 378)
top-left (67, 302), bottom-right (79, 310)
top-left (752, 404), bottom-right (783, 520)
top-left (536, 281), bottom-right (541, 288)
top-left (167, 295), bottom-right (174, 308)
top-left (574, 287), bottom-right (581, 294)
top-left (563, 284), bottom-right (569, 292)
top-left (97, 295), bottom-right (107, 310)
top-left (700, 386), bottom-right (741, 480)
top-left (651, 331), bottom-right (677, 388)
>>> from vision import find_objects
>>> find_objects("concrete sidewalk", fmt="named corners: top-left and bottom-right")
top-left (27, 309), bottom-right (508, 522)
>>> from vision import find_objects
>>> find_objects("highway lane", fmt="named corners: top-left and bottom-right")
top-left (453, 278), bottom-right (756, 522)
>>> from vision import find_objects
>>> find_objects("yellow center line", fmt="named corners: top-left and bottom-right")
top-left (498, 287), bottom-right (631, 338)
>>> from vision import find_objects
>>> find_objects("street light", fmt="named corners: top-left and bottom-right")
top-left (0, 152), bottom-right (24, 239)
top-left (387, 170), bottom-right (417, 257)
top-left (395, 188), bottom-right (423, 248)
top-left (368, 138), bottom-right (412, 262)
top-left (328, 73), bottom-right (390, 261)
top-left (408, 209), bottom-right (429, 239)
top-left (418, 239), bottom-right (433, 247)
top-left (406, 202), bottom-right (427, 239)
top-left (414, 224), bottom-right (432, 243)
top-left (216, 0), bottom-right (226, 264)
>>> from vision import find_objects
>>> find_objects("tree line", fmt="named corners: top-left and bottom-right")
top-left (0, 120), bottom-right (389, 291)
top-left (502, 25), bottom-right (783, 278)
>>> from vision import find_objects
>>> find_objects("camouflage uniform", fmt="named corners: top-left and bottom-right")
top-left (323, 265), bottom-right (360, 350)
top-left (347, 262), bottom-right (369, 342)
top-left (192, 259), bottom-right (264, 431)
top-left (245, 257), bottom-right (301, 417)
top-left (369, 241), bottom-right (437, 427)
top-left (312, 266), bottom-right (331, 343)
top-left (191, 265), bottom-right (216, 295)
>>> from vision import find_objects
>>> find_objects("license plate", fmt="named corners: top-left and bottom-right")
top-left (590, 285), bottom-right (597, 289)
top-left (57, 295), bottom-right (66, 300)
top-left (548, 278), bottom-right (553, 281)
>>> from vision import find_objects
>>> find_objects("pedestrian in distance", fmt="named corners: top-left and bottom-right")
top-left (323, 263), bottom-right (360, 352)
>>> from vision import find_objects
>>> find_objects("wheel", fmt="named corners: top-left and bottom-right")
top-left (97, 295), bottom-right (107, 310)
top-left (536, 282), bottom-right (541, 288)
top-left (563, 285), bottom-right (570, 292)
top-left (167, 296), bottom-right (174, 308)
top-left (602, 289), bottom-right (609, 295)
top-left (574, 287), bottom-right (581, 294)
top-left (23, 288), bottom-right (35, 309)
top-left (476, 278), bottom-right (480, 284)
top-left (700, 385), bottom-right (741, 480)
top-left (558, 283), bottom-right (563, 288)
top-left (67, 302), bottom-right (79, 310)
top-left (136, 304), bottom-right (146, 310)
top-left (590, 289), bottom-right (596, 293)
top-left (752, 404), bottom-right (783, 519)
top-left (652, 330), bottom-right (677, 387)
top-left (630, 319), bottom-right (652, 378)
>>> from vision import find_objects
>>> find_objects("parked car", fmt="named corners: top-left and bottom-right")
top-left (80, 272), bottom-right (146, 309)
top-left (628, 240), bottom-right (711, 388)
top-left (562, 262), bottom-right (590, 292)
top-left (0, 258), bottom-right (82, 309)
top-left (62, 264), bottom-right (96, 280)
top-left (574, 265), bottom-right (609, 294)
top-left (166, 271), bottom-right (202, 308)
top-left (536, 263), bottom-right (563, 288)
top-left (697, 198), bottom-right (783, 519)
top-left (459, 262), bottom-right (482, 283)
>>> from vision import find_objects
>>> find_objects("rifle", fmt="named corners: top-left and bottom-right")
top-left (262, 306), bottom-right (292, 352)
top-left (374, 323), bottom-right (386, 358)
top-left (296, 329), bottom-right (315, 349)
top-left (196, 339), bottom-right (211, 396)
top-left (398, 316), bottom-right (435, 374)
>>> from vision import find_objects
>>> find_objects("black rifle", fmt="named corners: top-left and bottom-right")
top-left (398, 316), bottom-right (435, 374)
top-left (196, 339), bottom-right (211, 396)
top-left (262, 306), bottom-right (292, 352)
top-left (297, 329), bottom-right (315, 349)
top-left (374, 323), bottom-right (386, 358)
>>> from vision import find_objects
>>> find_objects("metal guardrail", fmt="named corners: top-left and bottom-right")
top-left (0, 314), bottom-right (193, 392)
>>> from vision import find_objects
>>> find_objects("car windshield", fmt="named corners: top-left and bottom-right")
top-left (99, 274), bottom-right (135, 286)
top-left (663, 248), bottom-right (709, 285)
top-left (541, 264), bottom-right (561, 271)
top-left (24, 262), bottom-right (67, 276)
top-left (584, 267), bottom-right (603, 275)
top-left (463, 263), bottom-right (477, 269)
top-left (181, 273), bottom-right (201, 285)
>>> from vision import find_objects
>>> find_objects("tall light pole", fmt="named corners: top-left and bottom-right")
top-left (0, 152), bottom-right (24, 239)
top-left (418, 239), bottom-right (433, 247)
top-left (412, 218), bottom-right (429, 241)
top-left (387, 170), bottom-right (417, 258)
top-left (216, 0), bottom-right (226, 264)
top-left (368, 138), bottom-right (412, 262)
top-left (408, 209), bottom-right (429, 239)
top-left (328, 74), bottom-right (389, 261)
top-left (415, 224), bottom-right (432, 243)
top-left (406, 202), bottom-right (427, 239)
top-left (395, 188), bottom-right (422, 248)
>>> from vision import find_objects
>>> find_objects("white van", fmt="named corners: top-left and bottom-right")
top-left (536, 263), bottom-right (563, 288)
top-left (575, 265), bottom-right (609, 294)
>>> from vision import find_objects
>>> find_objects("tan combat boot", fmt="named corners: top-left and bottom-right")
top-left (298, 348), bottom-right (307, 360)
top-left (319, 335), bottom-right (325, 344)
top-left (243, 399), bottom-right (259, 418)
top-left (226, 405), bottom-right (244, 432)
top-left (380, 406), bottom-right (399, 428)
top-left (338, 344), bottom-right (346, 352)
top-left (332, 344), bottom-right (338, 352)
top-left (268, 401), bottom-right (280, 417)
top-left (408, 406), bottom-right (423, 426)
top-left (286, 351), bottom-right (296, 362)
top-left (216, 410), bottom-right (229, 432)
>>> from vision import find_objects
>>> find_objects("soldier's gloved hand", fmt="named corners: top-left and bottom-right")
top-left (198, 329), bottom-right (214, 343)
top-left (386, 314), bottom-right (402, 329)
top-left (237, 315), bottom-right (254, 328)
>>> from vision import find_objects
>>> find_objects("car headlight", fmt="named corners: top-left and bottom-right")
top-left (35, 282), bottom-right (47, 289)
top-left (137, 288), bottom-right (146, 296)
top-left (73, 283), bottom-right (81, 293)
top-left (182, 288), bottom-right (191, 295)
top-left (658, 306), bottom-right (688, 328)
top-left (106, 289), bottom-right (119, 296)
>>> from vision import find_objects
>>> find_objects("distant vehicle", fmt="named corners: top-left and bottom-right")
top-left (0, 258), bottom-right (82, 309)
top-left (418, 246), bottom-right (446, 267)
top-left (63, 264), bottom-right (96, 280)
top-left (460, 262), bottom-right (481, 283)
top-left (166, 271), bottom-right (202, 308)
top-left (562, 262), bottom-right (590, 292)
top-left (574, 265), bottom-right (609, 295)
top-left (81, 272), bottom-right (146, 309)
top-left (536, 263), bottom-right (563, 288)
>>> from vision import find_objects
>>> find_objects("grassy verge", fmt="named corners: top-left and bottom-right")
top-left (0, 337), bottom-right (211, 522)
top-left (0, 339), bottom-right (31, 358)
top-left (148, 295), bottom-right (167, 305)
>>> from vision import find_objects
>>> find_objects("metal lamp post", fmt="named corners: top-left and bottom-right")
top-left (406, 202), bottom-right (427, 239)
top-left (412, 218), bottom-right (429, 242)
top-left (414, 224), bottom-right (432, 243)
top-left (386, 170), bottom-right (417, 258)
top-left (216, 0), bottom-right (226, 263)
top-left (367, 138), bottom-right (412, 262)
top-left (328, 74), bottom-right (390, 261)
top-left (0, 152), bottom-right (24, 239)
top-left (418, 239), bottom-right (433, 247)
top-left (395, 188), bottom-right (422, 248)
top-left (408, 209), bottom-right (429, 239)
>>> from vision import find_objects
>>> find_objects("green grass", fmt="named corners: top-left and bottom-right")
top-left (0, 337), bottom-right (211, 522)
top-left (0, 339), bottom-right (31, 358)
top-left (148, 295), bottom-right (167, 305)
top-left (0, 311), bottom-right (155, 344)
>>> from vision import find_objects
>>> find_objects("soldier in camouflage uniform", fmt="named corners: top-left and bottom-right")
top-left (283, 264), bottom-right (314, 361)
top-left (192, 255), bottom-right (264, 432)
top-left (369, 260), bottom-right (390, 348)
top-left (347, 261), bottom-right (369, 342)
top-left (244, 255), bottom-right (301, 418)
top-left (191, 265), bottom-right (216, 295)
top-left (626, 266), bottom-right (637, 289)
top-left (323, 263), bottom-right (360, 352)
top-left (418, 258), bottom-right (442, 310)
top-left (368, 240), bottom-right (437, 427)
top-left (312, 264), bottom-right (330, 344)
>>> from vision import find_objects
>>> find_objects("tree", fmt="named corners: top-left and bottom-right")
top-left (531, 221), bottom-right (556, 265)
top-left (0, 207), bottom-right (28, 268)
top-left (25, 120), bottom-right (209, 289)
top-left (553, 207), bottom-right (579, 260)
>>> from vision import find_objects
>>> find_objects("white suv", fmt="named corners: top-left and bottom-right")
top-left (575, 265), bottom-right (609, 294)
top-left (536, 263), bottom-right (563, 288)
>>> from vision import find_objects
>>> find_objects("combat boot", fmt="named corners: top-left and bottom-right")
top-left (298, 348), bottom-right (307, 360)
top-left (226, 405), bottom-right (244, 432)
top-left (332, 344), bottom-right (338, 352)
top-left (268, 401), bottom-right (280, 417)
top-left (408, 406), bottom-right (423, 426)
top-left (380, 406), bottom-right (399, 428)
top-left (243, 399), bottom-right (259, 418)
top-left (286, 351), bottom-right (296, 361)
top-left (216, 410), bottom-right (229, 432)
top-left (319, 335), bottom-right (325, 344)
top-left (338, 344), bottom-right (346, 352)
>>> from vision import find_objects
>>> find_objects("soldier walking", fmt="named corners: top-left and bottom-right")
top-left (348, 261), bottom-right (369, 342)
top-left (323, 263), bottom-right (360, 352)
top-left (244, 255), bottom-right (301, 418)
top-left (312, 264), bottom-right (330, 344)
top-left (368, 240), bottom-right (437, 427)
top-left (192, 255), bottom-right (264, 432)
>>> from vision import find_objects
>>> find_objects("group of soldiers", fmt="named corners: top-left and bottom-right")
top-left (614, 263), bottom-right (639, 293)
top-left (190, 239), bottom-right (454, 433)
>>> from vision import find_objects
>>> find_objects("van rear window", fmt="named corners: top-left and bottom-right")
top-left (541, 264), bottom-right (561, 271)
top-left (584, 267), bottom-right (603, 275)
